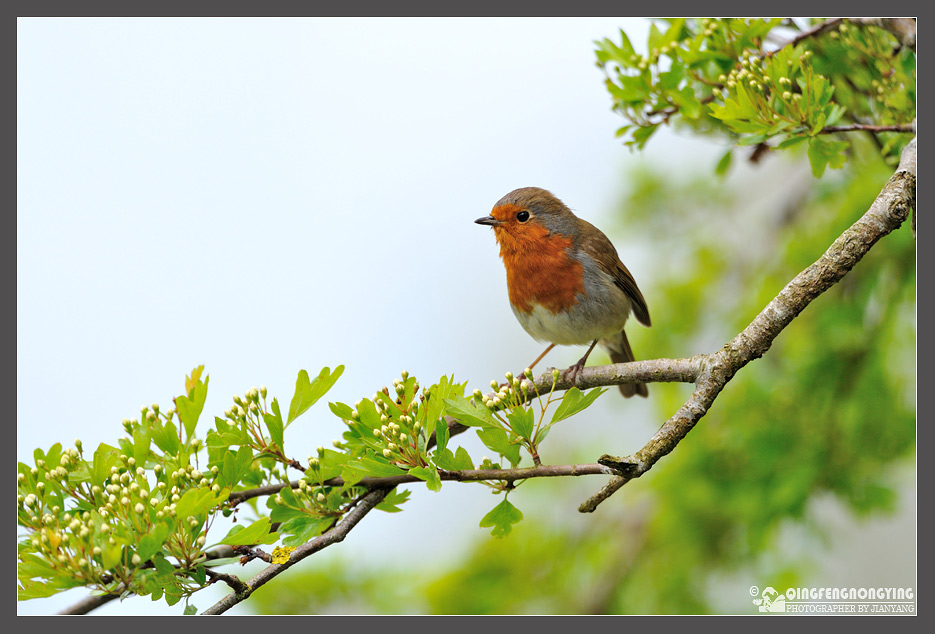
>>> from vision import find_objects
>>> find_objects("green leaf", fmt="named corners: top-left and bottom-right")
top-left (176, 373), bottom-right (209, 442)
top-left (328, 401), bottom-right (354, 421)
top-left (715, 149), bottom-right (733, 175)
top-left (219, 446), bottom-right (253, 489)
top-left (152, 553), bottom-right (175, 575)
top-left (268, 499), bottom-right (307, 524)
top-left (421, 375), bottom-right (461, 442)
top-left (355, 398), bottom-right (382, 430)
top-left (150, 419), bottom-right (180, 456)
top-left (507, 407), bottom-right (534, 440)
top-left (101, 543), bottom-right (122, 570)
top-left (132, 426), bottom-right (151, 468)
top-left (647, 21), bottom-right (664, 51)
top-left (434, 446), bottom-right (475, 471)
top-left (825, 103), bottom-right (847, 127)
top-left (89, 443), bottom-right (119, 485)
top-left (672, 86), bottom-right (702, 119)
top-left (807, 137), bottom-right (849, 177)
top-left (375, 488), bottom-right (411, 513)
top-left (183, 604), bottom-right (197, 616)
top-left (263, 400), bottom-right (284, 451)
top-left (409, 465), bottom-right (442, 492)
top-left (737, 132), bottom-right (769, 146)
top-left (477, 428), bottom-right (522, 466)
top-left (219, 517), bottom-right (278, 546)
top-left (629, 124), bottom-right (658, 148)
top-left (137, 523), bottom-right (170, 561)
top-left (174, 486), bottom-right (228, 521)
top-left (479, 498), bottom-right (524, 538)
top-left (18, 577), bottom-right (78, 600)
top-left (444, 395), bottom-right (499, 429)
top-left (313, 448), bottom-right (349, 481)
top-left (777, 135), bottom-right (809, 150)
top-left (810, 110), bottom-right (828, 135)
top-left (435, 417), bottom-right (450, 453)
top-left (550, 387), bottom-right (607, 425)
top-left (341, 455), bottom-right (406, 487)
top-left (617, 74), bottom-right (651, 103)
top-left (280, 516), bottom-right (333, 547)
top-left (658, 61), bottom-right (685, 91)
top-left (287, 366), bottom-right (344, 425)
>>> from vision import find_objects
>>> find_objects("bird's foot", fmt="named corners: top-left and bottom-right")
top-left (561, 360), bottom-right (586, 386)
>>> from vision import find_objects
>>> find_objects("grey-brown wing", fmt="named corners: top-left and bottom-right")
top-left (580, 225), bottom-right (651, 327)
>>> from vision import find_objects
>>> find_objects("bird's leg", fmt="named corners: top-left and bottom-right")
top-left (562, 339), bottom-right (599, 386)
top-left (526, 343), bottom-right (556, 373)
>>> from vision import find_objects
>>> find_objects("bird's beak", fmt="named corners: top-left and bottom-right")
top-left (474, 215), bottom-right (500, 226)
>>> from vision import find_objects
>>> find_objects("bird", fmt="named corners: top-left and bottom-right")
top-left (475, 187), bottom-right (651, 397)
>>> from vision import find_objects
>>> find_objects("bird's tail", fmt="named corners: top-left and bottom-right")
top-left (600, 329), bottom-right (648, 398)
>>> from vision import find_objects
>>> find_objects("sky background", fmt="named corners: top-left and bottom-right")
top-left (17, 18), bottom-right (914, 615)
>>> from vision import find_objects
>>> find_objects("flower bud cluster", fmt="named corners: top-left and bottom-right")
top-left (337, 371), bottom-right (431, 468)
top-left (479, 370), bottom-right (538, 410)
top-left (293, 478), bottom-right (335, 514)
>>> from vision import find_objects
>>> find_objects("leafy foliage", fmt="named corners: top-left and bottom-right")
top-left (596, 18), bottom-right (915, 173)
top-left (17, 363), bottom-right (605, 610)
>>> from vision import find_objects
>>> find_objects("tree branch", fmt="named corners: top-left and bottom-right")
top-left (821, 123), bottom-right (915, 134)
top-left (205, 569), bottom-right (249, 595)
top-left (579, 136), bottom-right (916, 512)
top-left (765, 18), bottom-right (845, 57)
top-left (57, 590), bottom-right (121, 615)
top-left (766, 18), bottom-right (916, 57)
top-left (201, 488), bottom-right (390, 615)
top-left (225, 356), bottom-right (703, 507)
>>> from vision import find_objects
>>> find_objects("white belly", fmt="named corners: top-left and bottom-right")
top-left (512, 300), bottom-right (631, 346)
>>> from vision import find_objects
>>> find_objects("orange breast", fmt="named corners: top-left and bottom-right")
top-left (495, 221), bottom-right (584, 314)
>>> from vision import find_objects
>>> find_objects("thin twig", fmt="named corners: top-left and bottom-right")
top-left (765, 18), bottom-right (845, 57)
top-left (821, 123), bottom-right (914, 134)
top-left (205, 569), bottom-right (249, 595)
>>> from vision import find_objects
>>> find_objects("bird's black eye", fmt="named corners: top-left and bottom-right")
top-left (516, 211), bottom-right (530, 222)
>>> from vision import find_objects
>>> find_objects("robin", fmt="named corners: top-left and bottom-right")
top-left (475, 187), bottom-right (651, 397)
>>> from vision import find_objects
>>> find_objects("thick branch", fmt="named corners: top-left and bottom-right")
top-left (57, 590), bottom-right (121, 615)
top-left (580, 136), bottom-right (916, 512)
